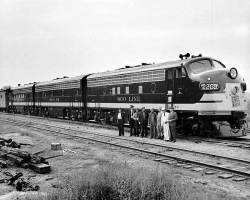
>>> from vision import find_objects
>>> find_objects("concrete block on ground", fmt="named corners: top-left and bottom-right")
top-left (51, 143), bottom-right (62, 150)
top-left (29, 163), bottom-right (51, 174)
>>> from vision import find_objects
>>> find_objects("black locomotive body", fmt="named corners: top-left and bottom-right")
top-left (3, 56), bottom-right (248, 137)
top-left (86, 56), bottom-right (248, 137)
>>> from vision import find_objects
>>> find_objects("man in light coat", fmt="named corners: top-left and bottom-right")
top-left (161, 108), bottom-right (170, 141)
top-left (156, 107), bottom-right (163, 139)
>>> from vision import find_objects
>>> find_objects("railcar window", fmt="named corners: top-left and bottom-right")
top-left (126, 86), bottom-right (129, 94)
top-left (167, 70), bottom-right (173, 80)
top-left (139, 85), bottom-right (143, 94)
top-left (112, 87), bottom-right (116, 95)
top-left (176, 68), bottom-right (182, 78)
top-left (117, 87), bottom-right (121, 94)
top-left (0, 95), bottom-right (2, 98)
top-left (189, 60), bottom-right (222, 74)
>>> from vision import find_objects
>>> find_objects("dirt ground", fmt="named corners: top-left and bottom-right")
top-left (1, 114), bottom-right (250, 199)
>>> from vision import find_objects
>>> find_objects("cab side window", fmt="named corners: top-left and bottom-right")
top-left (175, 67), bottom-right (186, 78)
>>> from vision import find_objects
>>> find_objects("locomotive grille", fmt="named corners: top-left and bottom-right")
top-left (88, 69), bottom-right (165, 87)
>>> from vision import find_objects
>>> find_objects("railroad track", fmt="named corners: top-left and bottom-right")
top-left (1, 116), bottom-right (250, 181)
top-left (2, 112), bottom-right (250, 148)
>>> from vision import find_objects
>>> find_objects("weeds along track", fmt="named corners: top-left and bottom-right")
top-left (1, 116), bottom-right (250, 181)
top-left (1, 112), bottom-right (250, 148)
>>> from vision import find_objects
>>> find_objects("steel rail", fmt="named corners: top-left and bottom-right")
top-left (1, 112), bottom-right (250, 145)
top-left (2, 118), bottom-right (250, 178)
top-left (2, 118), bottom-right (250, 165)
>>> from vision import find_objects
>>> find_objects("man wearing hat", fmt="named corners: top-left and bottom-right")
top-left (168, 106), bottom-right (178, 142)
top-left (127, 105), bottom-right (135, 136)
top-left (161, 108), bottom-right (170, 141)
top-left (139, 107), bottom-right (148, 137)
top-left (117, 108), bottom-right (125, 136)
top-left (148, 108), bottom-right (157, 139)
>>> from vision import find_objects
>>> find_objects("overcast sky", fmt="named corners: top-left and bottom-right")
top-left (0, 0), bottom-right (249, 90)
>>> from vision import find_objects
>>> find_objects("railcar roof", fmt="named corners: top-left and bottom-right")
top-left (11, 83), bottom-right (35, 90)
top-left (35, 75), bottom-right (88, 87)
top-left (87, 57), bottom-right (202, 79)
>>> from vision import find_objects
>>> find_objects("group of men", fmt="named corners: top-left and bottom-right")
top-left (117, 105), bottom-right (178, 142)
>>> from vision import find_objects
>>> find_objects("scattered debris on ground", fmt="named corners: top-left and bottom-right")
top-left (0, 137), bottom-right (51, 191)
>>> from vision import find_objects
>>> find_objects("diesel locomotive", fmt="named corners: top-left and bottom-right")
top-left (1, 54), bottom-right (248, 137)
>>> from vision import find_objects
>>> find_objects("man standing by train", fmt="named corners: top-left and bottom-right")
top-left (139, 107), bottom-right (148, 138)
top-left (132, 108), bottom-right (140, 137)
top-left (156, 107), bottom-right (163, 139)
top-left (148, 108), bottom-right (157, 139)
top-left (169, 106), bottom-right (178, 142)
top-left (117, 108), bottom-right (125, 136)
top-left (127, 105), bottom-right (135, 136)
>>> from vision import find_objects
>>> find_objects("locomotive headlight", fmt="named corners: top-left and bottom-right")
top-left (228, 68), bottom-right (238, 79)
top-left (231, 86), bottom-right (239, 95)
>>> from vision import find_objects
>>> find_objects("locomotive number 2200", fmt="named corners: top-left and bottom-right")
top-left (200, 83), bottom-right (220, 91)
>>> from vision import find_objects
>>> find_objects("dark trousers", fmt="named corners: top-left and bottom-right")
top-left (129, 119), bottom-right (135, 136)
top-left (149, 124), bottom-right (156, 138)
top-left (134, 120), bottom-right (139, 136)
top-left (170, 125), bottom-right (176, 141)
top-left (118, 119), bottom-right (124, 136)
top-left (140, 122), bottom-right (148, 137)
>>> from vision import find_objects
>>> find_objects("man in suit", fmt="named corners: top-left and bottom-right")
top-left (127, 105), bottom-right (135, 136)
top-left (168, 106), bottom-right (178, 142)
top-left (117, 108), bottom-right (125, 136)
top-left (132, 108), bottom-right (140, 137)
top-left (139, 107), bottom-right (148, 138)
top-left (148, 108), bottom-right (157, 139)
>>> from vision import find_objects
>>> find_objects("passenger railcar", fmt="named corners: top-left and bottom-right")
top-left (86, 55), bottom-right (248, 137)
top-left (34, 75), bottom-right (88, 119)
top-left (8, 84), bottom-right (36, 114)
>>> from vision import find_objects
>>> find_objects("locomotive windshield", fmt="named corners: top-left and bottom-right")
top-left (188, 59), bottom-right (225, 74)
